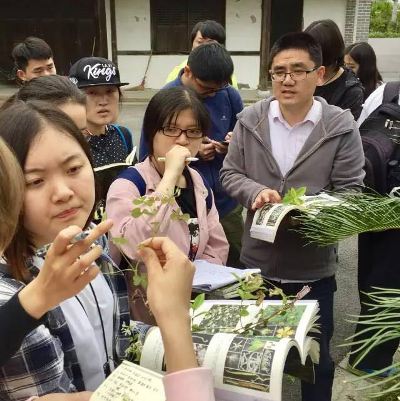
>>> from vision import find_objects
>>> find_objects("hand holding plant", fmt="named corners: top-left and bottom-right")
top-left (138, 237), bottom-right (194, 324)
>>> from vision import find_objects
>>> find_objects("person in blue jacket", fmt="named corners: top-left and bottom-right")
top-left (139, 42), bottom-right (244, 268)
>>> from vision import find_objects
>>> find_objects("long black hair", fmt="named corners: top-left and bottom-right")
top-left (345, 42), bottom-right (383, 99)
top-left (304, 19), bottom-right (345, 70)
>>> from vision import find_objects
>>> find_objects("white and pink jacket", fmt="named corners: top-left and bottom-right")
top-left (106, 158), bottom-right (229, 264)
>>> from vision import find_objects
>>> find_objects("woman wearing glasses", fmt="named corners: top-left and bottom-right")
top-left (106, 87), bottom-right (228, 320)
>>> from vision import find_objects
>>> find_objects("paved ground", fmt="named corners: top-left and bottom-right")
top-left (0, 84), bottom-right (393, 401)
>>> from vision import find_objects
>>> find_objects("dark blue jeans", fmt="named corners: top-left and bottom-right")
top-left (266, 276), bottom-right (336, 401)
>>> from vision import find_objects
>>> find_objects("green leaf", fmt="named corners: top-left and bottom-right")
top-left (150, 221), bottom-right (161, 234)
top-left (191, 293), bottom-right (205, 311)
top-left (145, 197), bottom-right (155, 206)
top-left (239, 307), bottom-right (250, 317)
top-left (132, 274), bottom-right (142, 286)
top-left (131, 207), bottom-right (142, 218)
top-left (191, 324), bottom-right (201, 332)
top-left (282, 186), bottom-right (307, 205)
top-left (111, 237), bottom-right (128, 246)
top-left (248, 338), bottom-right (265, 352)
top-left (297, 186), bottom-right (306, 197)
top-left (180, 213), bottom-right (190, 222)
top-left (238, 288), bottom-right (258, 300)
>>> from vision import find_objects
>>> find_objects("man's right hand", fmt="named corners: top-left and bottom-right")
top-left (251, 188), bottom-right (281, 210)
top-left (198, 141), bottom-right (216, 161)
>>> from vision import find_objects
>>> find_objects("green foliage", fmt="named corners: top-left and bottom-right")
top-left (239, 306), bottom-right (250, 317)
top-left (282, 187), bottom-right (306, 206)
top-left (294, 192), bottom-right (400, 246)
top-left (121, 322), bottom-right (143, 363)
top-left (111, 236), bottom-right (129, 246)
top-left (248, 338), bottom-right (265, 352)
top-left (344, 287), bottom-right (400, 398)
top-left (191, 293), bottom-right (205, 311)
top-left (370, 0), bottom-right (400, 38)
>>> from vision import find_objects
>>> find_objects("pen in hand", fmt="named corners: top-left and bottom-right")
top-left (157, 157), bottom-right (198, 162)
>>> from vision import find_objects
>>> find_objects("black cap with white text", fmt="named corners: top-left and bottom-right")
top-left (68, 57), bottom-right (129, 88)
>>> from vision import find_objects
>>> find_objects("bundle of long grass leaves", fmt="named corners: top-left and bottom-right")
top-left (294, 192), bottom-right (400, 246)
top-left (344, 287), bottom-right (400, 399)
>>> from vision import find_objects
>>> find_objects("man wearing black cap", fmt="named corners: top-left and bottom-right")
top-left (69, 57), bottom-right (134, 221)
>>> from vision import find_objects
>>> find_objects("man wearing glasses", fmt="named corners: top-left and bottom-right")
top-left (221, 32), bottom-right (365, 401)
top-left (140, 42), bottom-right (244, 268)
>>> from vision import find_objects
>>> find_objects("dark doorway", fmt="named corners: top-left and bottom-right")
top-left (270, 0), bottom-right (304, 49)
top-left (150, 0), bottom-right (226, 54)
top-left (0, 0), bottom-right (107, 81)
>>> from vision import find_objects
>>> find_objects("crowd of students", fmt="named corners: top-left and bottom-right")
top-left (0, 16), bottom-right (397, 401)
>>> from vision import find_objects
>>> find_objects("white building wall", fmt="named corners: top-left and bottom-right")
top-left (118, 55), bottom-right (188, 89)
top-left (115, 0), bottom-right (151, 50)
top-left (226, 0), bottom-right (261, 88)
top-left (105, 0), bottom-right (112, 59)
top-left (112, 0), bottom-right (350, 89)
top-left (226, 0), bottom-right (261, 50)
top-left (113, 0), bottom-right (262, 89)
top-left (303, 0), bottom-right (347, 33)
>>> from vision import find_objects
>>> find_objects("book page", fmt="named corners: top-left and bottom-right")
top-left (193, 260), bottom-right (261, 291)
top-left (251, 203), bottom-right (297, 243)
top-left (140, 300), bottom-right (319, 401)
top-left (91, 360), bottom-right (165, 401)
top-left (250, 193), bottom-right (342, 243)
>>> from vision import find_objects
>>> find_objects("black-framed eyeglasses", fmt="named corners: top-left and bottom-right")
top-left (194, 78), bottom-right (229, 95)
top-left (269, 66), bottom-right (319, 82)
top-left (160, 127), bottom-right (204, 139)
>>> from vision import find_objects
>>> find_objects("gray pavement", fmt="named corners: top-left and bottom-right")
top-left (0, 84), bottom-right (388, 401)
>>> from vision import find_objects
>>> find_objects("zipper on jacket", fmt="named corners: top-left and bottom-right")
top-left (279, 178), bottom-right (286, 194)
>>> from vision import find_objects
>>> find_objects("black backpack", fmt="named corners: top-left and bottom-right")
top-left (359, 81), bottom-right (400, 194)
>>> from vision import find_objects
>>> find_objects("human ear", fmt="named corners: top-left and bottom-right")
top-left (316, 66), bottom-right (326, 86)
top-left (183, 65), bottom-right (192, 78)
top-left (16, 69), bottom-right (27, 82)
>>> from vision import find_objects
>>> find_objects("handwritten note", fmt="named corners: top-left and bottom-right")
top-left (91, 361), bottom-right (165, 401)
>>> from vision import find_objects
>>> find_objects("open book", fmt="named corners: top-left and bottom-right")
top-left (137, 299), bottom-right (319, 401)
top-left (91, 361), bottom-right (164, 401)
top-left (193, 259), bottom-right (261, 292)
top-left (250, 193), bottom-right (341, 243)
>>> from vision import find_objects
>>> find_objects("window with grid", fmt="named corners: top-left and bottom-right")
top-left (150, 0), bottom-right (225, 54)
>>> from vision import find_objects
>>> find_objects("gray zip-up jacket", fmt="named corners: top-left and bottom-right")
top-left (221, 97), bottom-right (365, 280)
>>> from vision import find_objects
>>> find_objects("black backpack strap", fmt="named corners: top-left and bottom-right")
top-left (111, 124), bottom-right (133, 153)
top-left (383, 81), bottom-right (400, 104)
top-left (191, 168), bottom-right (213, 211)
top-left (117, 167), bottom-right (146, 196)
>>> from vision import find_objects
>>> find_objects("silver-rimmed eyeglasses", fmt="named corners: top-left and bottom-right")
top-left (161, 127), bottom-right (204, 139)
top-left (269, 66), bottom-right (319, 82)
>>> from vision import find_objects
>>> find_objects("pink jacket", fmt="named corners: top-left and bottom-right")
top-left (106, 158), bottom-right (229, 264)
top-left (26, 367), bottom-right (215, 401)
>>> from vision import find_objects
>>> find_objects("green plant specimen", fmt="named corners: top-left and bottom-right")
top-left (294, 192), bottom-right (400, 246)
